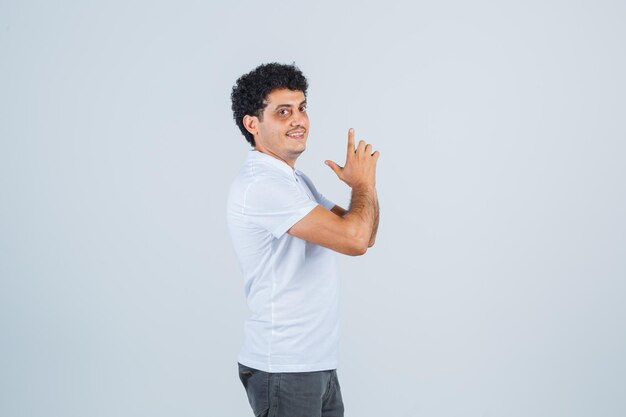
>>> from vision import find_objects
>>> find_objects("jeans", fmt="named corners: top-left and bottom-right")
top-left (238, 363), bottom-right (345, 417)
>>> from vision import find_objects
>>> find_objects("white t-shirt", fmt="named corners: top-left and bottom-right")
top-left (227, 150), bottom-right (340, 373)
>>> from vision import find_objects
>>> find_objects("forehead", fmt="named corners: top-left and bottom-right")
top-left (264, 88), bottom-right (306, 106)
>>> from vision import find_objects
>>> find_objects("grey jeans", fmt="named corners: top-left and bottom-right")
top-left (238, 363), bottom-right (345, 417)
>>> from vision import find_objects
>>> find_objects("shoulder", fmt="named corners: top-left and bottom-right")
top-left (228, 153), bottom-right (298, 207)
top-left (231, 158), bottom-right (292, 189)
top-left (231, 173), bottom-right (301, 213)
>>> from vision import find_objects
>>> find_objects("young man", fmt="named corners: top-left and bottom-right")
top-left (227, 63), bottom-right (379, 417)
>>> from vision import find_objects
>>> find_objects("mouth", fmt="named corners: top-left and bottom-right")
top-left (286, 129), bottom-right (306, 139)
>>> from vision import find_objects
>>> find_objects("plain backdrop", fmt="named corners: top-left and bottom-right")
top-left (1, 1), bottom-right (625, 416)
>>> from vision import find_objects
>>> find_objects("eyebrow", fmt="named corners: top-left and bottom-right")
top-left (274, 100), bottom-right (307, 109)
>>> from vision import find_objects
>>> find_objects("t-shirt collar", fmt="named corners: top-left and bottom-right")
top-left (249, 150), bottom-right (302, 176)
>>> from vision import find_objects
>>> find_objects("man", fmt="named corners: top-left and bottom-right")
top-left (227, 62), bottom-right (379, 417)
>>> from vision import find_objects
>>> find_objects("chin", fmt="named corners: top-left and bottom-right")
top-left (288, 145), bottom-right (306, 157)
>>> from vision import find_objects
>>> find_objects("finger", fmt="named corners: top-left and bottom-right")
top-left (325, 160), bottom-right (343, 176)
top-left (372, 150), bottom-right (380, 160)
top-left (347, 128), bottom-right (355, 156)
top-left (365, 143), bottom-right (373, 155)
top-left (357, 140), bottom-right (366, 154)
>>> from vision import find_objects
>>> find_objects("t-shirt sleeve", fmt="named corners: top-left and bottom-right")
top-left (298, 173), bottom-right (336, 210)
top-left (243, 176), bottom-right (318, 239)
top-left (315, 191), bottom-right (336, 211)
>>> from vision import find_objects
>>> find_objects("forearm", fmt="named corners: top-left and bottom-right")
top-left (368, 193), bottom-right (379, 247)
top-left (343, 185), bottom-right (378, 248)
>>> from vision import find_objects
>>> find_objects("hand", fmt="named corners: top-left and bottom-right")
top-left (325, 128), bottom-right (380, 189)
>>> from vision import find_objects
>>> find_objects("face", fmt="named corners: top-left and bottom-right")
top-left (248, 88), bottom-right (309, 167)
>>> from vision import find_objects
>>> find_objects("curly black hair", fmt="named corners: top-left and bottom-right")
top-left (231, 63), bottom-right (308, 147)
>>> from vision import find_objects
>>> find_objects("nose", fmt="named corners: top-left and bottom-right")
top-left (290, 109), bottom-right (307, 126)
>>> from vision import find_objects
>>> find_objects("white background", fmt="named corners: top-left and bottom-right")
top-left (1, 1), bottom-right (625, 416)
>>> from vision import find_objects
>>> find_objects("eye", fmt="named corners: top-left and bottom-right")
top-left (278, 109), bottom-right (290, 116)
top-left (300, 105), bottom-right (307, 112)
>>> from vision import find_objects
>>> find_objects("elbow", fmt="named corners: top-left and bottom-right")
top-left (341, 219), bottom-right (371, 256)
top-left (346, 228), bottom-right (370, 256)
top-left (348, 243), bottom-right (368, 256)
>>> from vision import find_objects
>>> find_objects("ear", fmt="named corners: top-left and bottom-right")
top-left (243, 115), bottom-right (259, 136)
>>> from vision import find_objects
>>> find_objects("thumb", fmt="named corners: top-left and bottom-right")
top-left (325, 160), bottom-right (343, 177)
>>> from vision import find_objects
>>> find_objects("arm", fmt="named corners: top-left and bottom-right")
top-left (367, 194), bottom-right (379, 247)
top-left (330, 193), bottom-right (378, 247)
top-left (288, 128), bottom-right (380, 256)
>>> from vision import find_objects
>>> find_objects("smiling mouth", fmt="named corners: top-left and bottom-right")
top-left (286, 130), bottom-right (306, 139)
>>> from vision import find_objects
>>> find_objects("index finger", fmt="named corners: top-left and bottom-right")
top-left (347, 128), bottom-right (355, 155)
